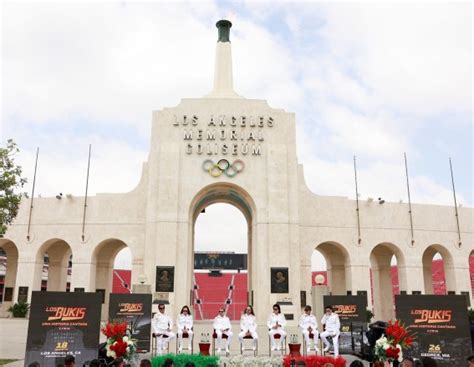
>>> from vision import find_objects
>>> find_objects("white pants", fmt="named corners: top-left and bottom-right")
top-left (268, 328), bottom-right (286, 349)
top-left (320, 330), bottom-right (340, 356)
top-left (238, 330), bottom-right (258, 347)
top-left (302, 329), bottom-right (320, 350)
top-left (215, 329), bottom-right (233, 350)
top-left (177, 328), bottom-right (193, 349)
top-left (154, 330), bottom-right (176, 354)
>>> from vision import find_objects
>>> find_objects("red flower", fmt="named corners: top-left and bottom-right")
top-left (110, 338), bottom-right (128, 358)
top-left (101, 321), bottom-right (128, 338)
top-left (385, 346), bottom-right (400, 360)
top-left (385, 319), bottom-right (415, 348)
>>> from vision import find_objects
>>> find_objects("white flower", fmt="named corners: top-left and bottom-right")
top-left (376, 336), bottom-right (388, 346)
top-left (123, 336), bottom-right (129, 343)
top-left (398, 346), bottom-right (403, 362)
top-left (106, 349), bottom-right (116, 359)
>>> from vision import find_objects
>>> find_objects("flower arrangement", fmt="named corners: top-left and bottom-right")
top-left (289, 334), bottom-right (299, 344)
top-left (200, 332), bottom-right (211, 343)
top-left (101, 320), bottom-right (137, 363)
top-left (220, 355), bottom-right (283, 366)
top-left (374, 319), bottom-right (414, 363)
top-left (283, 355), bottom-right (346, 367)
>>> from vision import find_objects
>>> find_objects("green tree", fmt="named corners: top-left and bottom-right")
top-left (0, 139), bottom-right (27, 236)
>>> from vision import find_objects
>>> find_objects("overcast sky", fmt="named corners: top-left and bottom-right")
top-left (1, 2), bottom-right (472, 270)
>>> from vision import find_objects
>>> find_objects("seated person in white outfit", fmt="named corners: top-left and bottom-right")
top-left (176, 305), bottom-right (193, 351)
top-left (299, 305), bottom-right (320, 354)
top-left (213, 307), bottom-right (233, 353)
top-left (320, 305), bottom-right (341, 357)
top-left (267, 303), bottom-right (287, 351)
top-left (238, 305), bottom-right (258, 350)
top-left (152, 303), bottom-right (176, 354)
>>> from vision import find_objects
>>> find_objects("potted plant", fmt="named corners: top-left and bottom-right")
top-left (7, 301), bottom-right (30, 318)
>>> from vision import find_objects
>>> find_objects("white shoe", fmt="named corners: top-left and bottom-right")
top-left (225, 347), bottom-right (230, 353)
top-left (323, 346), bottom-right (330, 352)
top-left (178, 345), bottom-right (183, 352)
top-left (315, 348), bottom-right (320, 354)
top-left (217, 348), bottom-right (221, 353)
top-left (271, 345), bottom-right (277, 351)
top-left (307, 347), bottom-right (311, 353)
top-left (252, 345), bottom-right (257, 351)
top-left (276, 344), bottom-right (280, 351)
top-left (188, 345), bottom-right (192, 351)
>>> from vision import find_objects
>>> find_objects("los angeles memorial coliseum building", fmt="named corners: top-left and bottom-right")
top-left (1, 20), bottom-right (472, 328)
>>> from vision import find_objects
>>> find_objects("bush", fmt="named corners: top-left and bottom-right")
top-left (7, 301), bottom-right (30, 318)
top-left (152, 353), bottom-right (219, 367)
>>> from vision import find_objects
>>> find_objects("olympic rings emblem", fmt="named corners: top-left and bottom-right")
top-left (202, 159), bottom-right (244, 178)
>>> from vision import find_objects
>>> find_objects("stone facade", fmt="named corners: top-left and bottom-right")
top-left (1, 20), bottom-right (472, 324)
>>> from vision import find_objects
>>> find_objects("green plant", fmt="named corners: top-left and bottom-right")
top-left (0, 139), bottom-right (28, 236)
top-left (7, 301), bottom-right (30, 318)
top-left (152, 353), bottom-right (219, 367)
top-left (468, 308), bottom-right (474, 323)
top-left (366, 308), bottom-right (374, 323)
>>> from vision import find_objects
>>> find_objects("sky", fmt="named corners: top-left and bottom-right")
top-left (1, 1), bottom-right (472, 270)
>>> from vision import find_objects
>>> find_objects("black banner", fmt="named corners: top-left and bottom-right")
top-left (395, 294), bottom-right (472, 366)
top-left (25, 291), bottom-right (101, 367)
top-left (324, 295), bottom-right (368, 354)
top-left (194, 252), bottom-right (247, 270)
top-left (323, 295), bottom-right (367, 330)
top-left (109, 293), bottom-right (152, 353)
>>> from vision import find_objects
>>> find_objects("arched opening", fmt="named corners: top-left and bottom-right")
top-left (193, 203), bottom-right (248, 320)
top-left (36, 239), bottom-right (72, 292)
top-left (311, 249), bottom-right (328, 286)
top-left (113, 247), bottom-right (132, 293)
top-left (0, 240), bottom-right (19, 307)
top-left (189, 183), bottom-right (255, 321)
top-left (314, 242), bottom-right (351, 295)
top-left (422, 245), bottom-right (454, 294)
top-left (470, 251), bottom-right (474, 297)
top-left (370, 243), bottom-right (405, 320)
top-left (91, 239), bottom-right (130, 319)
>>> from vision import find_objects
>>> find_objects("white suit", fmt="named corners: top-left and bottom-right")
top-left (176, 314), bottom-right (193, 350)
top-left (152, 312), bottom-right (176, 354)
top-left (267, 313), bottom-right (286, 350)
top-left (320, 312), bottom-right (341, 356)
top-left (239, 314), bottom-right (258, 348)
top-left (213, 314), bottom-right (233, 351)
top-left (299, 313), bottom-right (319, 352)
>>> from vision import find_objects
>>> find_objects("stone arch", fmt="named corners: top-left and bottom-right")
top-left (314, 241), bottom-right (351, 295)
top-left (422, 244), bottom-right (455, 294)
top-left (91, 238), bottom-right (130, 292)
top-left (370, 242), bottom-right (406, 321)
top-left (35, 238), bottom-right (72, 292)
top-left (0, 239), bottom-right (19, 309)
top-left (91, 238), bottom-right (130, 320)
top-left (188, 182), bottom-right (257, 318)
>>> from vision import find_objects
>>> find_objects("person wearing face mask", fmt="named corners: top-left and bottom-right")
top-left (239, 305), bottom-right (258, 351)
top-left (152, 303), bottom-right (175, 355)
top-left (320, 305), bottom-right (341, 357)
top-left (267, 303), bottom-right (287, 351)
top-left (176, 305), bottom-right (193, 352)
top-left (299, 305), bottom-right (320, 354)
